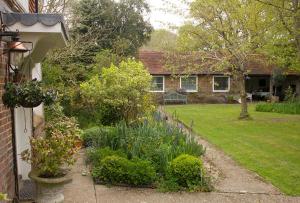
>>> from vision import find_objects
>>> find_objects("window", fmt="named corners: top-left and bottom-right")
top-left (150, 76), bottom-right (164, 92)
top-left (213, 76), bottom-right (230, 92)
top-left (180, 76), bottom-right (198, 92)
top-left (259, 79), bottom-right (267, 87)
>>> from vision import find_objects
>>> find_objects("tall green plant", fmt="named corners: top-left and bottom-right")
top-left (80, 59), bottom-right (154, 124)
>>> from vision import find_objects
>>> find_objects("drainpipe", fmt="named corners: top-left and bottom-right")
top-left (11, 108), bottom-right (20, 203)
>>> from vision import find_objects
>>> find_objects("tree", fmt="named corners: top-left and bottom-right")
top-left (254, 0), bottom-right (300, 68)
top-left (42, 0), bottom-right (152, 125)
top-left (38, 0), bottom-right (72, 13)
top-left (174, 0), bottom-right (271, 119)
top-left (142, 29), bottom-right (178, 51)
top-left (70, 0), bottom-right (152, 58)
top-left (80, 59), bottom-right (154, 124)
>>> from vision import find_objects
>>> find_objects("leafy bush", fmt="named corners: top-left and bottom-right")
top-left (22, 104), bottom-right (81, 178)
top-left (82, 126), bottom-right (120, 149)
top-left (92, 155), bottom-right (156, 186)
top-left (165, 154), bottom-right (211, 192)
top-left (82, 127), bottom-right (102, 147)
top-left (87, 147), bottom-right (127, 166)
top-left (284, 86), bottom-right (297, 103)
top-left (80, 59), bottom-right (155, 124)
top-left (168, 154), bottom-right (203, 187)
top-left (256, 102), bottom-right (300, 114)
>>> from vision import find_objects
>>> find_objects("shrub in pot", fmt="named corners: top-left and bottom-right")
top-left (21, 114), bottom-right (81, 203)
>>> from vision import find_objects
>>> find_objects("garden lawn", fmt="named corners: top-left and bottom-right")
top-left (165, 104), bottom-right (300, 196)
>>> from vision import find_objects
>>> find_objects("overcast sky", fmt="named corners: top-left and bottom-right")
top-left (146, 0), bottom-right (189, 30)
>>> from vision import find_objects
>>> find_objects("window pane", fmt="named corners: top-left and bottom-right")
top-left (181, 77), bottom-right (197, 91)
top-left (214, 77), bottom-right (229, 91)
top-left (151, 76), bottom-right (164, 91)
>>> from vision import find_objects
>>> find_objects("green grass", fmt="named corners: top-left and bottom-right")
top-left (256, 102), bottom-right (300, 114)
top-left (165, 104), bottom-right (300, 196)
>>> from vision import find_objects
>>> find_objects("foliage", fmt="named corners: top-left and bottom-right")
top-left (80, 59), bottom-right (154, 124)
top-left (2, 82), bottom-right (18, 108)
top-left (0, 193), bottom-right (9, 201)
top-left (173, 0), bottom-right (274, 119)
top-left (86, 147), bottom-right (127, 166)
top-left (43, 0), bottom-right (153, 127)
top-left (21, 105), bottom-right (81, 178)
top-left (82, 126), bottom-right (102, 147)
top-left (166, 154), bottom-right (207, 191)
top-left (92, 155), bottom-right (157, 186)
top-left (256, 102), bottom-right (300, 114)
top-left (166, 104), bottom-right (300, 195)
top-left (2, 80), bottom-right (56, 108)
top-left (284, 86), bottom-right (297, 103)
top-left (83, 119), bottom-right (205, 174)
top-left (142, 29), bottom-right (178, 51)
top-left (254, 0), bottom-right (300, 69)
top-left (70, 0), bottom-right (152, 60)
top-left (42, 49), bottom-right (124, 128)
top-left (271, 68), bottom-right (286, 96)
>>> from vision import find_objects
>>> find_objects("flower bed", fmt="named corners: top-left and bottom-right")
top-left (256, 102), bottom-right (300, 115)
top-left (83, 119), bottom-right (212, 192)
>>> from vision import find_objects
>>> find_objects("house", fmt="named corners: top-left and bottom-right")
top-left (139, 51), bottom-right (300, 103)
top-left (0, 0), bottom-right (68, 201)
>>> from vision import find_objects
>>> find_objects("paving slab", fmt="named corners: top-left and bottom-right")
top-left (95, 185), bottom-right (300, 203)
top-left (64, 150), bottom-right (97, 203)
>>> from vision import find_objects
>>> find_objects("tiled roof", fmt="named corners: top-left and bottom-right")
top-left (138, 51), bottom-right (300, 76)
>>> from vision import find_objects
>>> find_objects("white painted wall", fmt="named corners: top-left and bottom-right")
top-left (32, 63), bottom-right (44, 123)
top-left (15, 107), bottom-right (32, 180)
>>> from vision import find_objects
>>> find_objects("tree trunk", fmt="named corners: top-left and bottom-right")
top-left (239, 73), bottom-right (250, 119)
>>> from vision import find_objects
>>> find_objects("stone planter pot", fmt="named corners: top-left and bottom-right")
top-left (29, 171), bottom-right (72, 203)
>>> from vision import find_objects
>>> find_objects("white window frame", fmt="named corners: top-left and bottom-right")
top-left (150, 75), bottom-right (165, 93)
top-left (180, 75), bottom-right (198, 93)
top-left (213, 75), bottom-right (230, 93)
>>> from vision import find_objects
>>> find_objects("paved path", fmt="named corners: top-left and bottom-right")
top-left (64, 150), bottom-right (300, 203)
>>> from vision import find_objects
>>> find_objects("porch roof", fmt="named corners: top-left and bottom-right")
top-left (2, 12), bottom-right (68, 65)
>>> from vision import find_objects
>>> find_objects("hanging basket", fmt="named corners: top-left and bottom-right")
top-left (17, 80), bottom-right (44, 108)
top-left (19, 98), bottom-right (43, 108)
top-left (2, 80), bottom-right (53, 108)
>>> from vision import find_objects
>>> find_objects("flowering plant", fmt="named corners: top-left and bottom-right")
top-left (21, 113), bottom-right (81, 178)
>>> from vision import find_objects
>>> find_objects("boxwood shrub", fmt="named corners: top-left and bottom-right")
top-left (92, 155), bottom-right (156, 186)
top-left (86, 147), bottom-right (127, 166)
top-left (165, 154), bottom-right (211, 192)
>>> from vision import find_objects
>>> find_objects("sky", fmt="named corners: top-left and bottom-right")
top-left (146, 0), bottom-right (189, 30)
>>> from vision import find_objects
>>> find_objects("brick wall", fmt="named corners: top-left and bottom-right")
top-left (154, 75), bottom-right (241, 104)
top-left (0, 41), bottom-right (15, 199)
